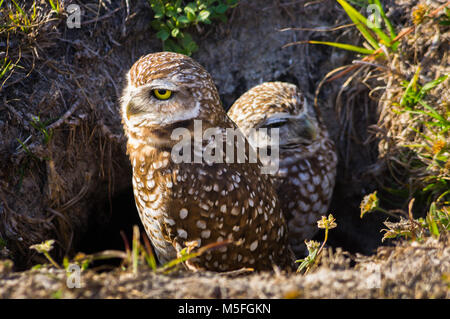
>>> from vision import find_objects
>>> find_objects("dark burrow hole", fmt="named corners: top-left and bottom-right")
top-left (77, 188), bottom-right (149, 269)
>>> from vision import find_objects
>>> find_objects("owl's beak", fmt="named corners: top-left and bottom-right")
top-left (126, 102), bottom-right (141, 120)
top-left (292, 114), bottom-right (317, 140)
top-left (278, 114), bottom-right (317, 148)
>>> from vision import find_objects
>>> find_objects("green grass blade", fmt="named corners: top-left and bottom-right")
top-left (401, 143), bottom-right (428, 149)
top-left (337, 0), bottom-right (393, 49)
top-left (307, 40), bottom-right (375, 54)
top-left (419, 75), bottom-right (448, 97)
top-left (0, 60), bottom-right (12, 79)
top-left (142, 234), bottom-right (157, 271)
top-left (11, 0), bottom-right (25, 16)
top-left (32, 1), bottom-right (36, 20)
top-left (48, 0), bottom-right (58, 12)
top-left (408, 126), bottom-right (434, 142)
top-left (160, 251), bottom-right (200, 271)
top-left (337, 0), bottom-right (379, 49)
top-left (427, 203), bottom-right (440, 237)
top-left (418, 100), bottom-right (449, 125)
top-left (400, 66), bottom-right (421, 106)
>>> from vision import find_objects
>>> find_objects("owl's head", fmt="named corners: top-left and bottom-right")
top-left (120, 52), bottom-right (225, 136)
top-left (228, 82), bottom-right (320, 150)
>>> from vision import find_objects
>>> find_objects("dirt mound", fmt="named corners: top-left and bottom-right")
top-left (1, 234), bottom-right (448, 298)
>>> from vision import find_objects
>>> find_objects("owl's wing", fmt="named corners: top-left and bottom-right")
top-left (161, 159), bottom-right (293, 270)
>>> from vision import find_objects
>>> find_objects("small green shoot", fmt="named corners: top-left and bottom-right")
top-left (51, 289), bottom-right (63, 299)
top-left (61, 226), bottom-right (232, 274)
top-left (31, 264), bottom-right (43, 270)
top-left (0, 57), bottom-right (13, 83)
top-left (142, 230), bottom-right (157, 270)
top-left (158, 239), bottom-right (232, 273)
top-left (295, 240), bottom-right (320, 274)
top-left (30, 115), bottom-right (54, 145)
top-left (296, 214), bottom-right (337, 274)
top-left (29, 239), bottom-right (61, 269)
top-left (132, 225), bottom-right (140, 275)
top-left (424, 204), bottom-right (450, 237)
top-left (0, 237), bottom-right (7, 249)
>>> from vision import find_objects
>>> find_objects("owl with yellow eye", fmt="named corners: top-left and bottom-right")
top-left (120, 52), bottom-right (295, 271)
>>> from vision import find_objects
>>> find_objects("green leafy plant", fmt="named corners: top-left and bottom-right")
top-left (359, 66), bottom-right (449, 242)
top-left (382, 204), bottom-right (449, 242)
top-left (361, 192), bottom-right (449, 242)
top-left (396, 73), bottom-right (449, 203)
top-left (148, 0), bottom-right (238, 55)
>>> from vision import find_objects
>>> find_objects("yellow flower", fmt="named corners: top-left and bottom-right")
top-left (360, 191), bottom-right (379, 218)
top-left (412, 4), bottom-right (428, 25)
top-left (432, 140), bottom-right (446, 155)
top-left (317, 214), bottom-right (337, 230)
top-left (30, 239), bottom-right (55, 253)
top-left (304, 240), bottom-right (320, 255)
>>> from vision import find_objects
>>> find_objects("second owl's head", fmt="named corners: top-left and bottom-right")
top-left (120, 52), bottom-right (224, 133)
top-left (228, 82), bottom-right (321, 149)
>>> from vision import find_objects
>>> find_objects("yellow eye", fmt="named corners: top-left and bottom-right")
top-left (152, 89), bottom-right (172, 100)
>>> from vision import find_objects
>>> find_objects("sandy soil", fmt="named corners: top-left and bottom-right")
top-left (1, 236), bottom-right (448, 299)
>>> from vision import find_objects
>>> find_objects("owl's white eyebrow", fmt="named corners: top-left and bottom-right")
top-left (258, 111), bottom-right (310, 127)
top-left (144, 79), bottom-right (179, 91)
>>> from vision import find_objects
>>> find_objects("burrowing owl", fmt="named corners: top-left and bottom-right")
top-left (228, 82), bottom-right (337, 256)
top-left (120, 52), bottom-right (294, 271)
